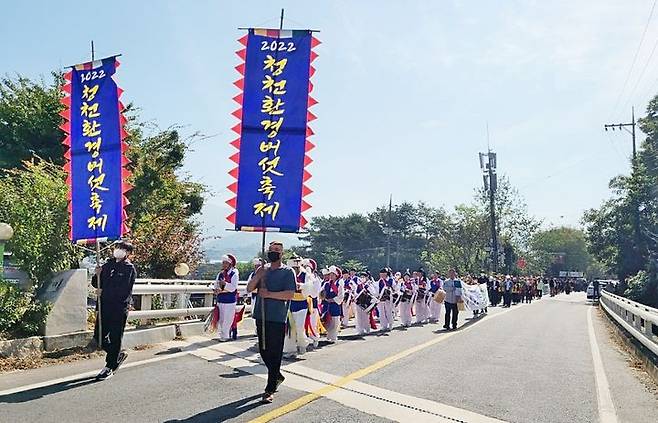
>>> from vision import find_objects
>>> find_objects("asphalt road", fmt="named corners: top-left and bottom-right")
top-left (1, 293), bottom-right (657, 423)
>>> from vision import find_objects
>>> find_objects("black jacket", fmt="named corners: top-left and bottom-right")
top-left (92, 259), bottom-right (137, 310)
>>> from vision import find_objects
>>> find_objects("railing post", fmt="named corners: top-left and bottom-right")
top-left (141, 294), bottom-right (152, 326)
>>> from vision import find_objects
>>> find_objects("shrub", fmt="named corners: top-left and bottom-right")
top-left (0, 280), bottom-right (50, 338)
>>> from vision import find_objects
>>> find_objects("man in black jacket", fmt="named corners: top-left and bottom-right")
top-left (91, 241), bottom-right (136, 381)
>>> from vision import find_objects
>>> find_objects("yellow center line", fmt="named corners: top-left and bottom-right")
top-left (249, 304), bottom-right (522, 422)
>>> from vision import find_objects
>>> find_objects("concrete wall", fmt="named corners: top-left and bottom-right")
top-left (38, 269), bottom-right (89, 336)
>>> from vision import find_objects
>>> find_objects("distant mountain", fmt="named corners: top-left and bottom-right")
top-left (198, 200), bottom-right (305, 262)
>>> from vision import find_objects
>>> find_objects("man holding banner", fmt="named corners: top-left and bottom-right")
top-left (91, 241), bottom-right (136, 381)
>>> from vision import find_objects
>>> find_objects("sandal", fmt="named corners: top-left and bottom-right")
top-left (261, 392), bottom-right (274, 403)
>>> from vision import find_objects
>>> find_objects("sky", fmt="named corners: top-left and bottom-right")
top-left (3, 0), bottom-right (658, 248)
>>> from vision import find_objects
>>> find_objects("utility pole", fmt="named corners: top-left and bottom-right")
top-left (386, 194), bottom-right (392, 267)
top-left (604, 107), bottom-right (642, 250)
top-left (479, 151), bottom-right (498, 273)
top-left (604, 107), bottom-right (636, 162)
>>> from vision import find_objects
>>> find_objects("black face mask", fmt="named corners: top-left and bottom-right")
top-left (267, 251), bottom-right (281, 262)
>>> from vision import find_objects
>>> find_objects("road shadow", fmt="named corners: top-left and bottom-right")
top-left (0, 376), bottom-right (98, 403)
top-left (163, 394), bottom-right (265, 423)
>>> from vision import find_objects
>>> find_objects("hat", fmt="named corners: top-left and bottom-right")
top-left (252, 257), bottom-right (264, 266)
top-left (342, 268), bottom-right (349, 275)
top-left (221, 254), bottom-right (237, 267)
top-left (379, 268), bottom-right (389, 274)
top-left (321, 268), bottom-right (330, 276)
top-left (302, 258), bottom-right (317, 272)
top-left (328, 265), bottom-right (340, 276)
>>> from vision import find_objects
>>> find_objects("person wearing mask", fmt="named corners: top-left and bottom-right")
top-left (247, 241), bottom-right (296, 404)
top-left (443, 268), bottom-right (463, 331)
top-left (92, 241), bottom-right (137, 381)
top-left (214, 253), bottom-right (239, 342)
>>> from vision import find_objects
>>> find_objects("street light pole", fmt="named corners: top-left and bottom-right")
top-left (0, 223), bottom-right (14, 278)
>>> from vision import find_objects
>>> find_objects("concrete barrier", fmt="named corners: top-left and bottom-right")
top-left (122, 325), bottom-right (177, 349)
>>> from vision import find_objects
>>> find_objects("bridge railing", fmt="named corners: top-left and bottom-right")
top-left (128, 279), bottom-right (249, 323)
top-left (600, 290), bottom-right (658, 356)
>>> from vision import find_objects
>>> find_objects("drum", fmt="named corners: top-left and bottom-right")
top-left (416, 288), bottom-right (427, 302)
top-left (399, 290), bottom-right (413, 303)
top-left (355, 290), bottom-right (378, 313)
top-left (380, 288), bottom-right (391, 302)
top-left (433, 288), bottom-right (446, 303)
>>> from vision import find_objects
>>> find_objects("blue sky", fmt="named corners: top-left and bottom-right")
top-left (3, 0), bottom-right (658, 245)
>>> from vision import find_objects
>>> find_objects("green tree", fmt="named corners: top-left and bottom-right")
top-left (0, 74), bottom-right (65, 169)
top-left (529, 227), bottom-right (592, 277)
top-left (0, 159), bottom-right (82, 293)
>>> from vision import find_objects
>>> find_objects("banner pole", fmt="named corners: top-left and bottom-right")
top-left (96, 239), bottom-right (102, 348)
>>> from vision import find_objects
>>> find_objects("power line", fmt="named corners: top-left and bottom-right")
top-left (620, 31), bottom-right (658, 115)
top-left (609, 0), bottom-right (657, 119)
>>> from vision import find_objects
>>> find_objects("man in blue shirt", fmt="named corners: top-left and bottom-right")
top-left (247, 241), bottom-right (296, 403)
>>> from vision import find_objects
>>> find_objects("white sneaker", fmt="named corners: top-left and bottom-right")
top-left (313, 340), bottom-right (319, 348)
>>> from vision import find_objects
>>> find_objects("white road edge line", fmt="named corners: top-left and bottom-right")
top-left (587, 307), bottom-right (618, 423)
top-left (0, 349), bottom-right (190, 397)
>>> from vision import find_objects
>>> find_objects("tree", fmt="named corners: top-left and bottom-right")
top-left (0, 74), bottom-right (65, 169)
top-left (0, 159), bottom-right (82, 293)
top-left (529, 227), bottom-right (592, 277)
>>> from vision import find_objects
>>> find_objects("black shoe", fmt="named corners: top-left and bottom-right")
top-left (443, 325), bottom-right (449, 330)
top-left (114, 351), bottom-right (128, 371)
top-left (451, 326), bottom-right (457, 331)
top-left (95, 367), bottom-right (114, 381)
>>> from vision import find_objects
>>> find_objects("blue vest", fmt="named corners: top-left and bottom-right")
top-left (216, 269), bottom-right (237, 303)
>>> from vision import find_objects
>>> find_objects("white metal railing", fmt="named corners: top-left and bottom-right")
top-left (128, 279), bottom-right (249, 322)
top-left (600, 290), bottom-right (658, 357)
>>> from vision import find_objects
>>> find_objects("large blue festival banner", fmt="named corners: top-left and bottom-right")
top-left (227, 29), bottom-right (320, 233)
top-left (60, 57), bottom-right (131, 243)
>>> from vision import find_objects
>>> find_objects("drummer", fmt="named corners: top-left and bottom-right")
top-left (415, 269), bottom-right (430, 325)
top-left (375, 268), bottom-right (395, 332)
top-left (428, 271), bottom-right (443, 323)
top-left (399, 272), bottom-right (415, 327)
top-left (354, 272), bottom-right (377, 335)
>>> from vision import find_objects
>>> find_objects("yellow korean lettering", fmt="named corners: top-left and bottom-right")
top-left (253, 202), bottom-right (280, 220)
top-left (82, 120), bottom-right (101, 137)
top-left (87, 214), bottom-right (108, 231)
top-left (82, 84), bottom-right (99, 102)
top-left (260, 117), bottom-right (284, 138)
top-left (80, 101), bottom-right (100, 118)
top-left (263, 55), bottom-right (288, 76)
top-left (261, 75), bottom-right (287, 95)
top-left (258, 156), bottom-right (284, 176)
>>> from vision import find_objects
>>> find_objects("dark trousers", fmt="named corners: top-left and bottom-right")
top-left (444, 302), bottom-right (458, 328)
top-left (503, 292), bottom-right (512, 307)
top-left (95, 306), bottom-right (128, 370)
top-left (256, 319), bottom-right (286, 393)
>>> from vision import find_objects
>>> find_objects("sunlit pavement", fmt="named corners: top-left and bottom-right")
top-left (1, 293), bottom-right (657, 423)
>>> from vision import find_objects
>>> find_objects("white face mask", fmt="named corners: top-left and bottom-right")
top-left (113, 249), bottom-right (127, 260)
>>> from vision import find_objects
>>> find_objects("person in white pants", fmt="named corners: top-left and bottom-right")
top-left (399, 273), bottom-right (415, 327)
top-left (354, 274), bottom-right (377, 335)
top-left (214, 254), bottom-right (239, 342)
top-left (303, 259), bottom-right (322, 348)
top-left (375, 269), bottom-right (395, 331)
top-left (428, 273), bottom-right (444, 323)
top-left (414, 271), bottom-right (430, 324)
top-left (321, 266), bottom-right (343, 342)
top-left (340, 269), bottom-right (356, 327)
top-left (283, 258), bottom-right (313, 358)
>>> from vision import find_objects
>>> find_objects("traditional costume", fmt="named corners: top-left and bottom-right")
top-left (321, 266), bottom-right (343, 342)
top-left (415, 272), bottom-right (430, 324)
top-left (354, 274), bottom-right (378, 335)
top-left (214, 254), bottom-right (239, 342)
top-left (340, 270), bottom-right (356, 327)
top-left (399, 275), bottom-right (415, 327)
top-left (376, 269), bottom-right (395, 331)
top-left (428, 276), bottom-right (443, 322)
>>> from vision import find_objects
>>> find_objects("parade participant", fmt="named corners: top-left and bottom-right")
top-left (92, 241), bottom-right (137, 381)
top-left (376, 268), bottom-right (395, 331)
top-left (503, 275), bottom-right (513, 307)
top-left (537, 278), bottom-right (544, 299)
top-left (428, 272), bottom-right (444, 323)
top-left (354, 272), bottom-right (378, 335)
top-left (443, 268), bottom-right (463, 331)
top-left (320, 266), bottom-right (343, 342)
top-left (415, 269), bottom-right (430, 324)
top-left (283, 257), bottom-right (312, 358)
top-left (247, 258), bottom-right (264, 312)
top-left (399, 272), bottom-right (415, 327)
top-left (302, 258), bottom-right (322, 348)
top-left (247, 241), bottom-right (296, 403)
top-left (340, 268), bottom-right (356, 328)
top-left (213, 253), bottom-right (239, 342)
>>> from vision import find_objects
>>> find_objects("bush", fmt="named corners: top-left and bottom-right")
top-left (0, 280), bottom-right (50, 338)
top-left (625, 271), bottom-right (648, 303)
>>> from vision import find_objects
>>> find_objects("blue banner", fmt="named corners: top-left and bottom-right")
top-left (65, 57), bottom-right (125, 242)
top-left (232, 29), bottom-right (314, 233)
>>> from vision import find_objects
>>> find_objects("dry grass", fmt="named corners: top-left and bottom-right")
top-left (0, 347), bottom-right (103, 374)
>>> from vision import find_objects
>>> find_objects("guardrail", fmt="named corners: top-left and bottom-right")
top-left (127, 279), bottom-right (249, 323)
top-left (599, 290), bottom-right (658, 357)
